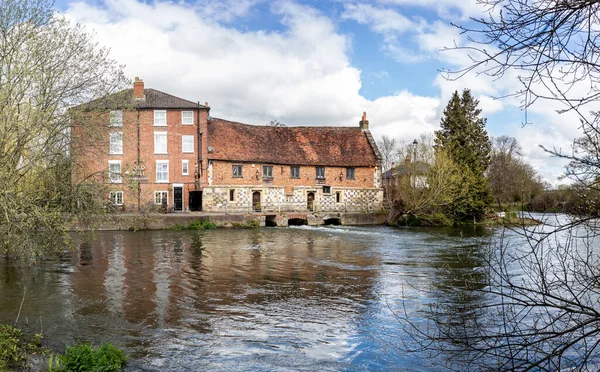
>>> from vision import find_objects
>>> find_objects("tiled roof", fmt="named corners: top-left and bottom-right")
top-left (76, 88), bottom-right (207, 110)
top-left (207, 118), bottom-right (381, 167)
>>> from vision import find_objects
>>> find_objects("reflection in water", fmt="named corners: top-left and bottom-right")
top-left (0, 226), bottom-right (501, 370)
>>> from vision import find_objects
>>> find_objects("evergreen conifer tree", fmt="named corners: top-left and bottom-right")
top-left (435, 89), bottom-right (492, 222)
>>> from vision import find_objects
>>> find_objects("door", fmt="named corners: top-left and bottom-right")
top-left (252, 191), bottom-right (261, 212)
top-left (174, 186), bottom-right (183, 211)
top-left (189, 191), bottom-right (202, 211)
top-left (307, 192), bottom-right (315, 211)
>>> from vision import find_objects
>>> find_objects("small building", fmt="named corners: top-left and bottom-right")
top-left (382, 159), bottom-right (429, 202)
top-left (71, 78), bottom-right (383, 213)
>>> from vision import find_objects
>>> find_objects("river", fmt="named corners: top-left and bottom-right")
top-left (0, 223), bottom-right (535, 370)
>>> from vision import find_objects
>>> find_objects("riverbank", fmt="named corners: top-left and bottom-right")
top-left (0, 323), bottom-right (127, 372)
top-left (65, 211), bottom-right (388, 231)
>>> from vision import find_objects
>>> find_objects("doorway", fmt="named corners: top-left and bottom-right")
top-left (307, 192), bottom-right (315, 211)
top-left (189, 191), bottom-right (202, 211)
top-left (173, 185), bottom-right (183, 212)
top-left (252, 191), bottom-right (261, 212)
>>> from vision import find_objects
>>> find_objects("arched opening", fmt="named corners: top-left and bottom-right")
top-left (252, 191), bottom-right (261, 212)
top-left (265, 215), bottom-right (277, 227)
top-left (324, 218), bottom-right (341, 226)
top-left (288, 218), bottom-right (307, 226)
top-left (307, 192), bottom-right (315, 211)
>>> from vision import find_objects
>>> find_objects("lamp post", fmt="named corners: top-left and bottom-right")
top-left (412, 139), bottom-right (418, 188)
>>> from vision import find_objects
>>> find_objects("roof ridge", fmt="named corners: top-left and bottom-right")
top-left (210, 117), bottom-right (361, 129)
top-left (146, 88), bottom-right (206, 108)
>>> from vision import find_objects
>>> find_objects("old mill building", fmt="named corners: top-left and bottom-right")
top-left (72, 78), bottom-right (383, 213)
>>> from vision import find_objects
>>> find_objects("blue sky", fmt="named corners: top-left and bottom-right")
top-left (57, 0), bottom-right (580, 184)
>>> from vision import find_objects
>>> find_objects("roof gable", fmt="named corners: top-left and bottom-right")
top-left (207, 118), bottom-right (380, 167)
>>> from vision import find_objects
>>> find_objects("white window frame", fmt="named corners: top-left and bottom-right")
top-left (182, 111), bottom-right (193, 125)
top-left (109, 131), bottom-right (123, 155)
top-left (154, 191), bottom-right (168, 205)
top-left (154, 132), bottom-right (167, 154)
top-left (108, 160), bottom-right (122, 183)
top-left (156, 160), bottom-right (169, 183)
top-left (182, 135), bottom-right (194, 153)
top-left (182, 160), bottom-right (189, 176)
top-left (110, 110), bottom-right (122, 127)
top-left (109, 191), bottom-right (123, 205)
top-left (154, 110), bottom-right (167, 126)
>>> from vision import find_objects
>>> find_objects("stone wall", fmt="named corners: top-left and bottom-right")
top-left (202, 185), bottom-right (383, 213)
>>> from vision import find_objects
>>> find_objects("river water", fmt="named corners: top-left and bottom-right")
top-left (0, 224), bottom-right (515, 370)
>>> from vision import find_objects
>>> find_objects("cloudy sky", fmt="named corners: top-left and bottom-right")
top-left (56, 0), bottom-right (584, 185)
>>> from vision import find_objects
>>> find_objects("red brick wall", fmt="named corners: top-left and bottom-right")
top-left (209, 160), bottom-right (376, 189)
top-left (72, 108), bottom-right (206, 210)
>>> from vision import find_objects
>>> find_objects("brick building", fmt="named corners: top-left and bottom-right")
top-left (72, 78), bottom-right (383, 213)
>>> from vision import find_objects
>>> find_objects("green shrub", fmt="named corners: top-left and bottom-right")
top-left (170, 224), bottom-right (186, 231)
top-left (59, 342), bottom-right (127, 372)
top-left (231, 219), bottom-right (260, 228)
top-left (187, 220), bottom-right (216, 230)
top-left (0, 324), bottom-right (43, 372)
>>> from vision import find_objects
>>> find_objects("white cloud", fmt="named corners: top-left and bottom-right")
top-left (65, 0), bottom-right (439, 147)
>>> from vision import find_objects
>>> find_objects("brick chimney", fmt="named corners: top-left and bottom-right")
top-left (359, 111), bottom-right (369, 130)
top-left (133, 77), bottom-right (144, 99)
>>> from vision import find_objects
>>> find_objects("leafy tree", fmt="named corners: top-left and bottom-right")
top-left (434, 89), bottom-right (492, 222)
top-left (0, 0), bottom-right (128, 257)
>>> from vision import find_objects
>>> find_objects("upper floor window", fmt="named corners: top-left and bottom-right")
top-left (109, 191), bottom-right (123, 205)
top-left (316, 166), bottom-right (325, 179)
top-left (109, 132), bottom-right (123, 154)
top-left (182, 135), bottom-right (194, 153)
top-left (182, 160), bottom-right (189, 176)
top-left (263, 165), bottom-right (273, 179)
top-left (346, 167), bottom-right (355, 180)
top-left (110, 110), bottom-right (122, 127)
top-left (290, 166), bottom-right (300, 179)
top-left (154, 110), bottom-right (167, 126)
top-left (108, 160), bottom-right (122, 183)
top-left (154, 132), bottom-right (167, 154)
top-left (182, 111), bottom-right (193, 125)
top-left (232, 165), bottom-right (243, 178)
top-left (156, 160), bottom-right (169, 183)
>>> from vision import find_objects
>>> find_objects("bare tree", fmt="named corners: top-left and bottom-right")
top-left (447, 0), bottom-right (600, 118)
top-left (401, 1), bottom-right (600, 369)
top-left (0, 0), bottom-right (128, 257)
top-left (267, 119), bottom-right (286, 127)
top-left (377, 134), bottom-right (398, 172)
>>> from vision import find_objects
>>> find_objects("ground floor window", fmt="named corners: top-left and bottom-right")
top-left (154, 191), bottom-right (168, 205)
top-left (336, 191), bottom-right (342, 203)
top-left (229, 189), bottom-right (235, 202)
top-left (109, 191), bottom-right (123, 205)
